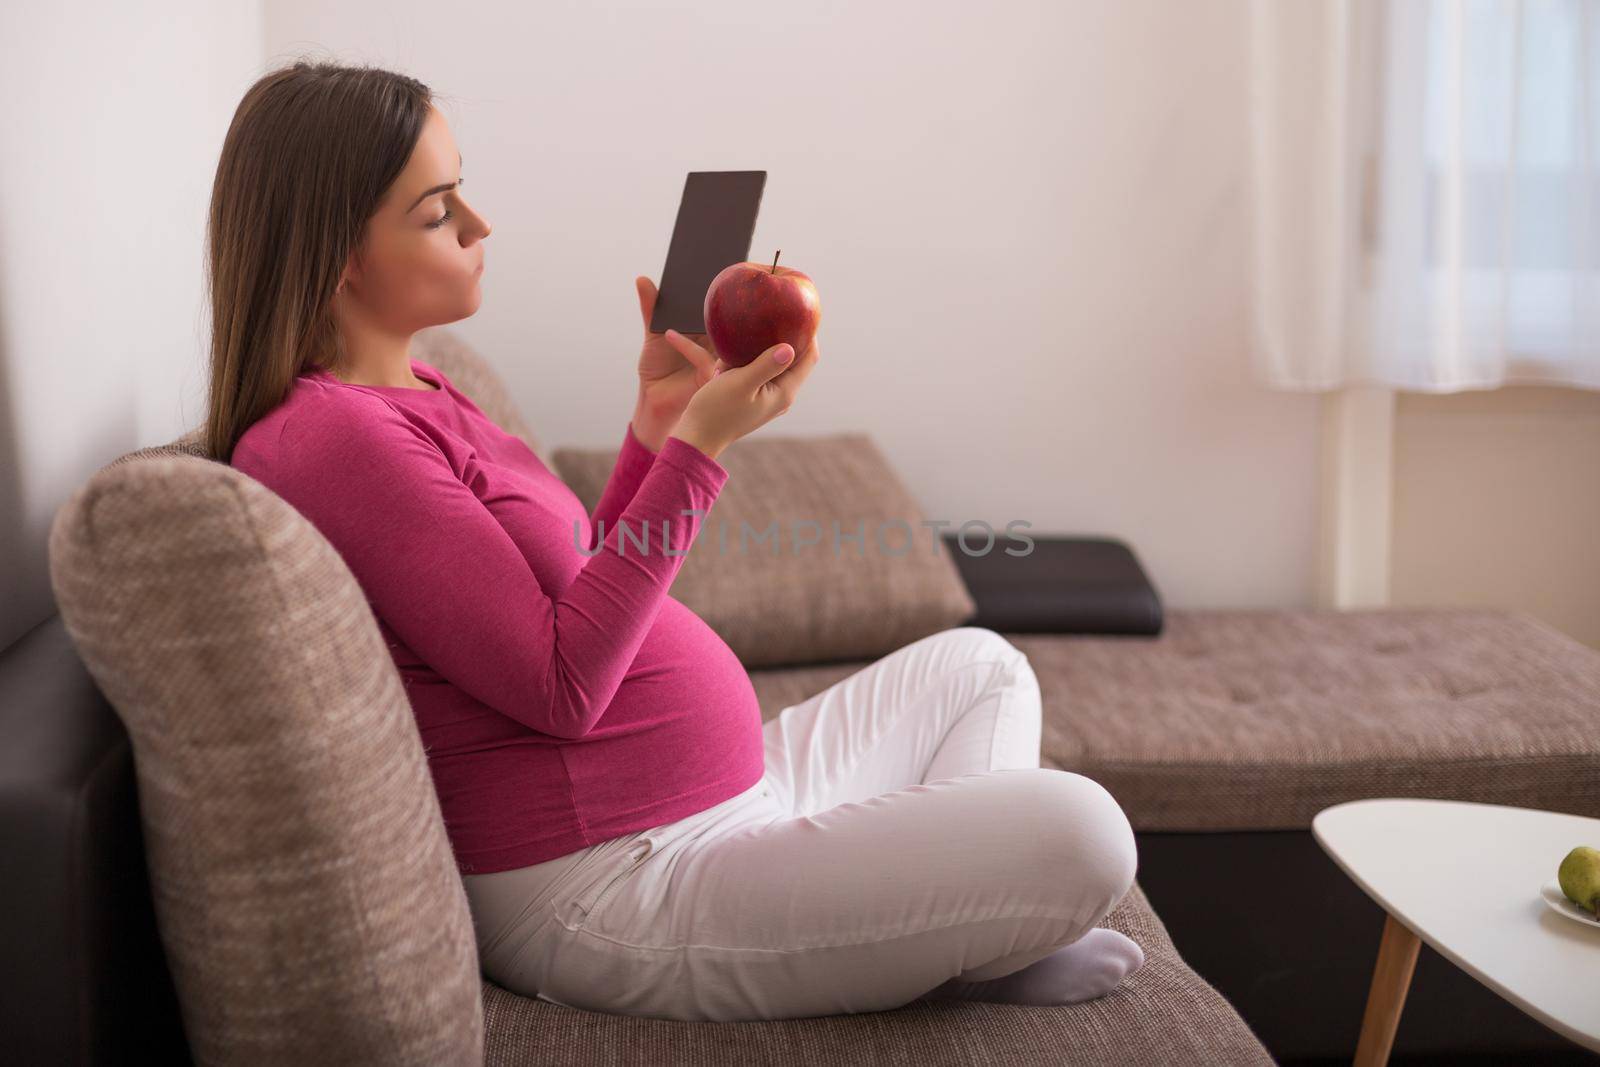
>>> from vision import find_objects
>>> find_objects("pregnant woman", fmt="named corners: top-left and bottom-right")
top-left (215, 60), bottom-right (1144, 1022)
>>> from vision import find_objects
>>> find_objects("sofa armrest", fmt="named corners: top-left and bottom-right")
top-left (0, 614), bottom-right (191, 1066)
top-left (940, 533), bottom-right (1164, 636)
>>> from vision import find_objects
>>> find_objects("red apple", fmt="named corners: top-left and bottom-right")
top-left (703, 251), bottom-right (821, 368)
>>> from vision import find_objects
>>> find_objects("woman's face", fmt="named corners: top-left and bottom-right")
top-left (338, 105), bottom-right (491, 332)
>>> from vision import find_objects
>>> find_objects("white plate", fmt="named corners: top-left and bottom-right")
top-left (1541, 879), bottom-right (1600, 930)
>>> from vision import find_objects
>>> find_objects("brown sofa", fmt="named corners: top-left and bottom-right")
top-left (8, 326), bottom-right (1599, 1064)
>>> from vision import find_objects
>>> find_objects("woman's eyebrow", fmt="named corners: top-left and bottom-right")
top-left (406, 151), bottom-right (465, 214)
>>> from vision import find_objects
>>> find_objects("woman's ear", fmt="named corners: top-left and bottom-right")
top-left (337, 243), bottom-right (369, 296)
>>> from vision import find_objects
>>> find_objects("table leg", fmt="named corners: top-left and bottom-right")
top-left (1353, 911), bottom-right (1422, 1067)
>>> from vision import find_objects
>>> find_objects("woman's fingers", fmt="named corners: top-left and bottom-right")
top-left (663, 328), bottom-right (717, 381)
top-left (770, 335), bottom-right (820, 394)
top-left (749, 336), bottom-right (819, 418)
top-left (637, 276), bottom-right (659, 336)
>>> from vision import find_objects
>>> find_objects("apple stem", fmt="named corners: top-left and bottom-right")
top-left (771, 250), bottom-right (781, 275)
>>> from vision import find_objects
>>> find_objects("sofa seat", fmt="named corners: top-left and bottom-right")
top-left (744, 605), bottom-right (1600, 1060)
top-left (478, 880), bottom-right (1272, 1066)
top-left (749, 606), bottom-right (1600, 831)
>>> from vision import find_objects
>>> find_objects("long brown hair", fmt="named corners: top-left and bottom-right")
top-left (203, 60), bottom-right (435, 463)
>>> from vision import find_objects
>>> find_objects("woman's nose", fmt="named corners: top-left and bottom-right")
top-left (461, 199), bottom-right (490, 241)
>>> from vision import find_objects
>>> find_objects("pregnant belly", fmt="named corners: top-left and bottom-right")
top-left (564, 598), bottom-right (766, 818)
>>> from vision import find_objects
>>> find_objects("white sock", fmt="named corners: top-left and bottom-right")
top-left (917, 928), bottom-right (1145, 1006)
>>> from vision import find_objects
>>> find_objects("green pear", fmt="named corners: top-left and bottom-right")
top-left (1557, 845), bottom-right (1600, 915)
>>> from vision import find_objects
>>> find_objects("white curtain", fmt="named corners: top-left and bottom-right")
top-left (1249, 0), bottom-right (1600, 393)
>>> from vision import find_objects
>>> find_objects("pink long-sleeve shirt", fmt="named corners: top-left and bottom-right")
top-left (229, 356), bottom-right (766, 874)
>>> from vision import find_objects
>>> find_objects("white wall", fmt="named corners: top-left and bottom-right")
top-left (0, 2), bottom-right (263, 650)
top-left (1392, 386), bottom-right (1600, 651)
top-left (259, 0), bottom-right (1322, 612)
top-left (2, 0), bottom-right (1325, 650)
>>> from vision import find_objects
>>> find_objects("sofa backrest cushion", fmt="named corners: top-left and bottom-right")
top-left (553, 432), bottom-right (977, 669)
top-left (47, 453), bottom-right (484, 1065)
top-left (410, 325), bottom-right (554, 469)
top-left (107, 326), bottom-right (548, 471)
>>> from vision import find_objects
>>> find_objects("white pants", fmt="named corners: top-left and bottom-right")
top-left (462, 626), bottom-right (1139, 1022)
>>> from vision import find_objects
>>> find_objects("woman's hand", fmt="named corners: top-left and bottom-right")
top-left (670, 333), bottom-right (821, 462)
top-left (632, 275), bottom-right (727, 450)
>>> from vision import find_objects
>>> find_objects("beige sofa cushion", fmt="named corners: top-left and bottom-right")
top-left (746, 607), bottom-right (1600, 831)
top-left (553, 432), bottom-right (977, 669)
top-left (47, 453), bottom-right (483, 1065)
top-left (412, 325), bottom-right (554, 469)
top-left (478, 879), bottom-right (1273, 1065)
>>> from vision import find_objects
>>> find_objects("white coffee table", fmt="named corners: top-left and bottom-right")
top-left (1312, 798), bottom-right (1600, 1065)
